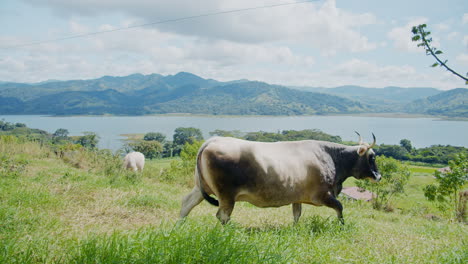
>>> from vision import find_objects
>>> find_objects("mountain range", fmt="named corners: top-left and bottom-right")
top-left (0, 72), bottom-right (466, 117)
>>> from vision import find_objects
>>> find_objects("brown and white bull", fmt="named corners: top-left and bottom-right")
top-left (180, 132), bottom-right (380, 224)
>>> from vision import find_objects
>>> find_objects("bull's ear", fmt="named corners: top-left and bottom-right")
top-left (357, 145), bottom-right (368, 156)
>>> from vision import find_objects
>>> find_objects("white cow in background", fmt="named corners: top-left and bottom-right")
top-left (123, 152), bottom-right (145, 172)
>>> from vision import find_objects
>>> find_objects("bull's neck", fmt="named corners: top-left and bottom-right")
top-left (324, 144), bottom-right (360, 186)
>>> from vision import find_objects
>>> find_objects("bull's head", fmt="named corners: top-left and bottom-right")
top-left (354, 132), bottom-right (381, 182)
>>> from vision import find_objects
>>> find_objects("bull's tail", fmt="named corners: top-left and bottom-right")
top-left (197, 141), bottom-right (219, 206)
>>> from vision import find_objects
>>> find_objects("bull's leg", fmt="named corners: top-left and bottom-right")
top-left (216, 199), bottom-right (235, 225)
top-left (322, 195), bottom-right (344, 224)
top-left (180, 187), bottom-right (204, 218)
top-left (292, 203), bottom-right (302, 223)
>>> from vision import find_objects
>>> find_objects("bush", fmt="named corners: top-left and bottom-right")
top-left (356, 156), bottom-right (411, 210)
top-left (161, 140), bottom-right (203, 185)
top-left (424, 153), bottom-right (468, 221)
top-left (128, 140), bottom-right (163, 159)
top-left (143, 132), bottom-right (166, 143)
top-left (75, 132), bottom-right (99, 149)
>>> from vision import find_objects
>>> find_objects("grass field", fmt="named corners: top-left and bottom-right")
top-left (0, 139), bottom-right (467, 263)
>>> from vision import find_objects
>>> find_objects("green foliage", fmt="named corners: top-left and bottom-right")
top-left (172, 127), bottom-right (203, 156)
top-left (143, 132), bottom-right (166, 143)
top-left (412, 24), bottom-right (468, 84)
top-left (209, 129), bottom-right (244, 138)
top-left (424, 153), bottom-right (468, 221)
top-left (404, 88), bottom-right (468, 117)
top-left (128, 140), bottom-right (163, 159)
top-left (173, 127), bottom-right (203, 146)
top-left (376, 144), bottom-right (410, 160)
top-left (0, 153), bottom-right (28, 179)
top-left (376, 143), bottom-right (468, 165)
top-left (400, 139), bottom-right (413, 153)
top-left (75, 132), bottom-right (99, 149)
top-left (0, 120), bottom-right (21, 131)
top-left (162, 141), bottom-right (175, 158)
top-left (244, 129), bottom-right (342, 143)
top-left (356, 156), bottom-right (411, 210)
top-left (53, 128), bottom-right (69, 138)
top-left (161, 140), bottom-right (203, 185)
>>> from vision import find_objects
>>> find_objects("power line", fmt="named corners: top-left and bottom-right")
top-left (2, 0), bottom-right (314, 50)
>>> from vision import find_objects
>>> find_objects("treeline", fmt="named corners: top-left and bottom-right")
top-left (0, 120), bottom-right (99, 150)
top-left (132, 128), bottom-right (466, 166)
top-left (2, 120), bottom-right (466, 165)
top-left (209, 129), bottom-right (342, 143)
top-left (376, 140), bottom-right (468, 165)
top-left (127, 128), bottom-right (344, 159)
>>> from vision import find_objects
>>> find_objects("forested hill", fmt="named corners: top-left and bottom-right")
top-left (0, 72), bottom-right (466, 117)
top-left (403, 88), bottom-right (468, 117)
top-left (0, 72), bottom-right (366, 115)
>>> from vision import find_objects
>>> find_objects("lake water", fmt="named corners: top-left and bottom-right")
top-left (1, 115), bottom-right (467, 151)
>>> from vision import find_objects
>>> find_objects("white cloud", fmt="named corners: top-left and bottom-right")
top-left (21, 0), bottom-right (378, 55)
top-left (2, 0), bottom-right (464, 90)
top-left (333, 59), bottom-right (415, 81)
top-left (387, 18), bottom-right (431, 52)
top-left (463, 13), bottom-right (468, 24)
top-left (0, 20), bottom-right (316, 83)
top-left (307, 59), bottom-right (461, 90)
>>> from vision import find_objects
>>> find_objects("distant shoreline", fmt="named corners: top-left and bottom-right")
top-left (2, 112), bottom-right (467, 121)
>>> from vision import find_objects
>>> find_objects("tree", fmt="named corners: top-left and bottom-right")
top-left (162, 141), bottom-right (175, 158)
top-left (399, 139), bottom-right (413, 153)
top-left (356, 156), bottom-right (411, 210)
top-left (53, 128), bottom-right (69, 138)
top-left (143, 132), bottom-right (166, 143)
top-left (411, 24), bottom-right (468, 84)
top-left (0, 120), bottom-right (15, 131)
top-left (424, 153), bottom-right (468, 221)
top-left (375, 144), bottom-right (409, 160)
top-left (75, 132), bottom-right (99, 149)
top-left (173, 127), bottom-right (203, 146)
top-left (128, 140), bottom-right (163, 159)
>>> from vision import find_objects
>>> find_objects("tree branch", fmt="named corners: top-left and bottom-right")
top-left (420, 30), bottom-right (468, 81)
top-left (412, 24), bottom-right (468, 83)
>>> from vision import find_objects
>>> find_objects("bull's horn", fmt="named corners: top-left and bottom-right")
top-left (369, 133), bottom-right (376, 148)
top-left (355, 131), bottom-right (363, 145)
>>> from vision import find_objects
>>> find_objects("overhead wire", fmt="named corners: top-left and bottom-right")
top-left (2, 0), bottom-right (315, 50)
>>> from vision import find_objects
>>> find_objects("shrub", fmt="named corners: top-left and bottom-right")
top-left (128, 140), bottom-right (163, 159)
top-left (424, 153), bottom-right (468, 221)
top-left (143, 132), bottom-right (166, 143)
top-left (161, 140), bottom-right (203, 185)
top-left (356, 156), bottom-right (411, 210)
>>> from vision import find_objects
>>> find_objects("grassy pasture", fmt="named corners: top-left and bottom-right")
top-left (0, 139), bottom-right (467, 263)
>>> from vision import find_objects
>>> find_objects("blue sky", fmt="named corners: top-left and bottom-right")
top-left (0, 0), bottom-right (467, 90)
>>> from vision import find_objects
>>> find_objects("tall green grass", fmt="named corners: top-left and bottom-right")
top-left (0, 138), bottom-right (467, 263)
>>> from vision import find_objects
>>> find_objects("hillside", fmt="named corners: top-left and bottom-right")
top-left (0, 73), bottom-right (367, 115)
top-left (404, 88), bottom-right (468, 117)
top-left (0, 72), bottom-right (466, 117)
top-left (291, 85), bottom-right (442, 112)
